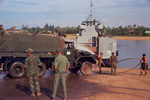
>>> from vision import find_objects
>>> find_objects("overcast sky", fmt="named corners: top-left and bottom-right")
top-left (0, 0), bottom-right (150, 29)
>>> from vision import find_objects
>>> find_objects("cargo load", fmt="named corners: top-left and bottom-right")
top-left (0, 34), bottom-right (63, 53)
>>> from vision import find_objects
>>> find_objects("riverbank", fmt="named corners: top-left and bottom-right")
top-left (112, 36), bottom-right (150, 40)
top-left (6, 33), bottom-right (150, 40)
top-left (65, 34), bottom-right (150, 40)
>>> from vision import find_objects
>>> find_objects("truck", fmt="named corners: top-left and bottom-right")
top-left (0, 33), bottom-right (96, 78)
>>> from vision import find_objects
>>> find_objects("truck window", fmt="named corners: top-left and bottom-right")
top-left (65, 42), bottom-right (74, 49)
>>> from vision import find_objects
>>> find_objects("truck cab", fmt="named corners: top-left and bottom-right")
top-left (61, 39), bottom-right (96, 74)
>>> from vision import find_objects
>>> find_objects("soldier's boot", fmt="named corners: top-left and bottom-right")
top-left (31, 92), bottom-right (35, 97)
top-left (52, 97), bottom-right (55, 100)
top-left (64, 98), bottom-right (67, 100)
top-left (111, 71), bottom-right (113, 75)
top-left (145, 72), bottom-right (147, 75)
top-left (37, 92), bottom-right (41, 96)
top-left (139, 72), bottom-right (142, 76)
top-left (99, 69), bottom-right (102, 73)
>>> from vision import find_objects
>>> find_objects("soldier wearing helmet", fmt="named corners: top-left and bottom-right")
top-left (0, 24), bottom-right (5, 39)
top-left (24, 48), bottom-right (42, 97)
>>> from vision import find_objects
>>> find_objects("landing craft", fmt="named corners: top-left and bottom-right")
top-left (77, 2), bottom-right (118, 67)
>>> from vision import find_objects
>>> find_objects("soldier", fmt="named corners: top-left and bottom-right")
top-left (140, 54), bottom-right (147, 76)
top-left (0, 24), bottom-right (5, 69)
top-left (24, 48), bottom-right (42, 97)
top-left (52, 48), bottom-right (70, 100)
top-left (97, 52), bottom-right (103, 73)
top-left (0, 24), bottom-right (5, 39)
top-left (110, 52), bottom-right (118, 75)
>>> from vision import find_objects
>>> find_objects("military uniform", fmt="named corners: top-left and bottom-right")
top-left (110, 55), bottom-right (117, 75)
top-left (98, 59), bottom-right (102, 73)
top-left (140, 54), bottom-right (148, 75)
top-left (0, 25), bottom-right (5, 39)
top-left (52, 49), bottom-right (70, 99)
top-left (140, 63), bottom-right (148, 70)
top-left (24, 48), bottom-right (41, 93)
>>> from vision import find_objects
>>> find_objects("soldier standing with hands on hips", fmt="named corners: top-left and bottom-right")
top-left (24, 48), bottom-right (42, 97)
top-left (110, 52), bottom-right (118, 75)
top-left (52, 48), bottom-right (70, 100)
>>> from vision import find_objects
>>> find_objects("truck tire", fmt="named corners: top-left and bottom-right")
top-left (38, 62), bottom-right (46, 77)
top-left (69, 67), bottom-right (80, 73)
top-left (80, 61), bottom-right (92, 75)
top-left (9, 62), bottom-right (25, 78)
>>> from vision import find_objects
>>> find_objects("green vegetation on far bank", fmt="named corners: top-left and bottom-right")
top-left (104, 24), bottom-right (150, 36)
top-left (7, 24), bottom-right (150, 36)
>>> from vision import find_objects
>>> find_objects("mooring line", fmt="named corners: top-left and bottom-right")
top-left (116, 58), bottom-right (141, 74)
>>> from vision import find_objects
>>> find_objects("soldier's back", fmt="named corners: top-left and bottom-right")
top-left (26, 54), bottom-right (39, 76)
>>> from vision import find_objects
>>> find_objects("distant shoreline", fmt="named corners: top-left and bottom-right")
top-left (65, 35), bottom-right (150, 40)
top-left (7, 33), bottom-right (150, 40)
top-left (112, 36), bottom-right (150, 40)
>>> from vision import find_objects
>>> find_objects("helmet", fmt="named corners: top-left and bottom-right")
top-left (26, 48), bottom-right (33, 53)
top-left (0, 24), bottom-right (3, 30)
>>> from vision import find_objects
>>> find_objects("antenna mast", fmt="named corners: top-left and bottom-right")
top-left (89, 1), bottom-right (93, 21)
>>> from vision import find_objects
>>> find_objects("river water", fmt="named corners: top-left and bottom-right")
top-left (117, 40), bottom-right (150, 68)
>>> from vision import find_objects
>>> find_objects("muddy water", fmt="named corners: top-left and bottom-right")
top-left (117, 40), bottom-right (150, 68)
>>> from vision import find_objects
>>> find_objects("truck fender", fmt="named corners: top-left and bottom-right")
top-left (76, 56), bottom-right (96, 64)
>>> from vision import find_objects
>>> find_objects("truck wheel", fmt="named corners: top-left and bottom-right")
top-left (9, 62), bottom-right (25, 78)
top-left (80, 61), bottom-right (92, 75)
top-left (38, 62), bottom-right (46, 77)
top-left (69, 67), bottom-right (80, 73)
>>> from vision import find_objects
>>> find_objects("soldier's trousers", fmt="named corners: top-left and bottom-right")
top-left (28, 75), bottom-right (40, 92)
top-left (98, 61), bottom-right (102, 72)
top-left (111, 62), bottom-right (117, 75)
top-left (52, 73), bottom-right (67, 98)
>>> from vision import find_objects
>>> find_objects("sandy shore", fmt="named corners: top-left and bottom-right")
top-left (65, 34), bottom-right (150, 40)
top-left (112, 36), bottom-right (150, 40)
top-left (82, 66), bottom-right (150, 100)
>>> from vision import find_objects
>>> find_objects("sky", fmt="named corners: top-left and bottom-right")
top-left (0, 0), bottom-right (150, 29)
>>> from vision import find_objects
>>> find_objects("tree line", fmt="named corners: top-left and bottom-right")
top-left (7, 24), bottom-right (150, 36)
top-left (104, 24), bottom-right (150, 36)
top-left (20, 24), bottom-right (78, 35)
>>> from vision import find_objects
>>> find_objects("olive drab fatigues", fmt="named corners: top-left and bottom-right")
top-left (140, 63), bottom-right (148, 70)
top-left (0, 28), bottom-right (5, 39)
top-left (52, 54), bottom-right (70, 98)
top-left (24, 54), bottom-right (41, 92)
top-left (110, 55), bottom-right (117, 75)
top-left (98, 60), bottom-right (102, 73)
top-left (140, 57), bottom-right (148, 70)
